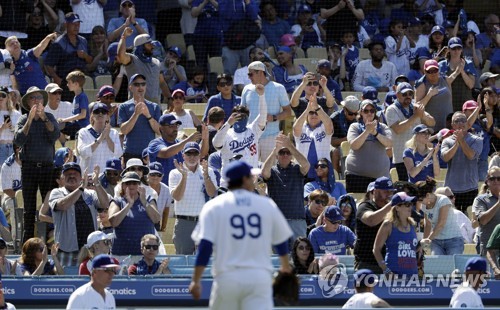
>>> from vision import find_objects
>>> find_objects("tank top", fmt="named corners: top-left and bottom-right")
top-left (172, 110), bottom-right (195, 130)
top-left (385, 224), bottom-right (418, 276)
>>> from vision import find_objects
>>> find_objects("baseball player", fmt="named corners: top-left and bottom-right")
top-left (449, 257), bottom-right (488, 308)
top-left (342, 269), bottom-right (390, 308)
top-left (189, 161), bottom-right (293, 310)
top-left (66, 254), bottom-right (119, 309)
top-left (212, 84), bottom-right (267, 187)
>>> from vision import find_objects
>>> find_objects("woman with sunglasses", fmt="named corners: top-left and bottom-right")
top-left (290, 72), bottom-right (335, 118)
top-left (109, 172), bottom-right (160, 258)
top-left (304, 158), bottom-right (346, 203)
top-left (415, 59), bottom-right (453, 131)
top-left (345, 99), bottom-right (392, 193)
top-left (415, 178), bottom-right (464, 255)
top-left (337, 194), bottom-right (357, 233)
top-left (78, 231), bottom-right (117, 276)
top-left (87, 25), bottom-right (110, 77)
top-left (293, 96), bottom-right (334, 181)
top-left (0, 237), bottom-right (22, 275)
top-left (77, 103), bottom-right (123, 173)
top-left (128, 234), bottom-right (170, 275)
top-left (19, 238), bottom-right (64, 275)
top-left (167, 89), bottom-right (201, 130)
top-left (147, 162), bottom-right (172, 232)
top-left (403, 124), bottom-right (440, 183)
top-left (0, 87), bottom-right (21, 166)
top-left (373, 192), bottom-right (419, 277)
top-left (290, 237), bottom-right (316, 274)
top-left (438, 37), bottom-right (476, 112)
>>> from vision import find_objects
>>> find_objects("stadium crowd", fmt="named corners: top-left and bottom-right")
top-left (0, 0), bottom-right (499, 301)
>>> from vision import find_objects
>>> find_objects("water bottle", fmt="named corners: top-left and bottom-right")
top-left (119, 255), bottom-right (132, 275)
top-left (459, 9), bottom-right (468, 30)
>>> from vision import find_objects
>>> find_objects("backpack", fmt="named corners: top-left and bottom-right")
top-left (224, 19), bottom-right (261, 50)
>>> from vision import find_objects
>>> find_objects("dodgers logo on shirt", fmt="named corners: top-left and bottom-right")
top-left (229, 134), bottom-right (255, 153)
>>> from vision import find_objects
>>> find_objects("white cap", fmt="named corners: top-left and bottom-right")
top-left (85, 231), bottom-right (114, 248)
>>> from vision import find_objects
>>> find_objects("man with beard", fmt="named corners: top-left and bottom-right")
top-left (233, 47), bottom-right (271, 95)
top-left (352, 41), bottom-right (398, 92)
top-left (117, 28), bottom-right (170, 104)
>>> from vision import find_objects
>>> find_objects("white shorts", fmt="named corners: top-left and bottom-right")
top-left (210, 268), bottom-right (273, 310)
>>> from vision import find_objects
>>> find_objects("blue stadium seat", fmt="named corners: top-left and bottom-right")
top-left (424, 255), bottom-right (455, 275)
top-left (187, 255), bottom-right (213, 266)
top-left (160, 255), bottom-right (188, 267)
top-left (169, 266), bottom-right (212, 277)
top-left (271, 255), bottom-right (281, 267)
top-left (63, 266), bottom-right (80, 276)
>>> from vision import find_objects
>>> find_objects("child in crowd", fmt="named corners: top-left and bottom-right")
top-left (59, 70), bottom-right (90, 140)
top-left (340, 29), bottom-right (359, 86)
top-left (385, 19), bottom-right (411, 76)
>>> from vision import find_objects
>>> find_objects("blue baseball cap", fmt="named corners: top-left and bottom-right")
top-left (92, 254), bottom-right (120, 270)
top-left (465, 257), bottom-right (487, 272)
top-left (396, 82), bottom-right (414, 94)
top-left (374, 176), bottom-right (394, 191)
top-left (413, 124), bottom-right (433, 134)
top-left (92, 102), bottom-right (109, 113)
top-left (317, 59), bottom-right (331, 69)
top-left (54, 147), bottom-right (70, 168)
top-left (159, 114), bottom-right (182, 126)
top-left (130, 73), bottom-right (146, 83)
top-left (448, 37), bottom-right (463, 49)
top-left (277, 46), bottom-right (292, 54)
top-left (105, 158), bottom-right (122, 171)
top-left (107, 42), bottom-right (118, 64)
top-left (324, 205), bottom-right (345, 222)
top-left (391, 192), bottom-right (417, 206)
top-left (183, 142), bottom-right (200, 153)
top-left (408, 17), bottom-right (421, 27)
top-left (224, 161), bottom-right (260, 182)
top-left (149, 162), bottom-right (164, 175)
top-left (298, 4), bottom-right (312, 13)
top-left (430, 25), bottom-right (445, 35)
top-left (142, 148), bottom-right (149, 159)
top-left (354, 269), bottom-right (379, 287)
top-left (362, 86), bottom-right (379, 103)
top-left (98, 85), bottom-right (115, 98)
top-left (367, 182), bottom-right (375, 192)
top-left (168, 46), bottom-right (182, 58)
top-left (62, 162), bottom-right (81, 174)
top-left (385, 91), bottom-right (397, 105)
top-left (65, 13), bottom-right (82, 23)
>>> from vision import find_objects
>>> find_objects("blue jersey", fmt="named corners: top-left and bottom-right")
top-left (402, 148), bottom-right (436, 183)
top-left (344, 46), bottom-right (359, 81)
top-left (148, 138), bottom-right (183, 185)
top-left (385, 224), bottom-right (418, 276)
top-left (308, 225), bottom-right (356, 255)
top-left (12, 49), bottom-right (47, 95)
top-left (72, 92), bottom-right (90, 128)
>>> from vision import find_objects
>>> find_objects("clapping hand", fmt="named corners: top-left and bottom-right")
top-left (174, 159), bottom-right (188, 177)
top-left (51, 243), bottom-right (59, 257)
top-left (92, 165), bottom-right (100, 187)
top-left (137, 186), bottom-right (147, 205)
top-left (81, 168), bottom-right (89, 188)
top-left (365, 120), bottom-right (378, 135)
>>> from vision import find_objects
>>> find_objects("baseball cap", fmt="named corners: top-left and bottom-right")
top-left (341, 96), bottom-right (361, 112)
top-left (408, 17), bottom-right (421, 27)
top-left (443, 20), bottom-right (455, 28)
top-left (85, 231), bottom-right (113, 248)
top-left (280, 34), bottom-right (296, 47)
top-left (415, 47), bottom-right (431, 61)
top-left (465, 257), bottom-right (487, 273)
top-left (183, 142), bottom-right (200, 153)
top-left (120, 0), bottom-right (134, 6)
top-left (142, 148), bottom-right (149, 159)
top-left (45, 83), bottom-right (63, 94)
top-left (121, 171), bottom-right (141, 183)
top-left (362, 86), bottom-right (380, 103)
top-left (107, 42), bottom-right (118, 64)
top-left (395, 75), bottom-right (410, 84)
top-left (134, 34), bottom-right (152, 47)
top-left (65, 13), bottom-right (82, 23)
top-left (317, 59), bottom-right (331, 69)
top-left (98, 85), bottom-right (115, 98)
top-left (123, 158), bottom-right (149, 176)
top-left (149, 162), bottom-right (164, 175)
top-left (354, 269), bottom-right (379, 287)
top-left (385, 92), bottom-right (397, 106)
top-left (62, 162), bottom-right (81, 174)
top-left (437, 128), bottom-right (454, 140)
top-left (479, 72), bottom-right (499, 84)
top-left (391, 192), bottom-right (417, 206)
top-left (374, 176), bottom-right (394, 190)
top-left (367, 182), bottom-right (375, 192)
top-left (130, 73), bottom-right (146, 83)
top-left (159, 114), bottom-right (182, 126)
top-left (297, 4), bottom-right (312, 13)
top-left (413, 124), bottom-right (433, 135)
top-left (92, 102), bottom-right (109, 113)
top-left (448, 37), bottom-right (463, 49)
top-left (277, 46), bottom-right (292, 54)
top-left (172, 89), bottom-right (185, 98)
top-left (396, 82), bottom-right (414, 94)
top-left (92, 254), bottom-right (120, 270)
top-left (224, 161), bottom-right (261, 183)
top-left (360, 99), bottom-right (376, 110)
top-left (324, 205), bottom-right (344, 222)
top-left (248, 61), bottom-right (267, 72)
top-left (462, 100), bottom-right (478, 111)
top-left (54, 147), bottom-right (70, 168)
top-left (424, 59), bottom-right (439, 72)
top-left (105, 158), bottom-right (122, 171)
top-left (168, 46), bottom-right (182, 58)
top-left (430, 25), bottom-right (445, 35)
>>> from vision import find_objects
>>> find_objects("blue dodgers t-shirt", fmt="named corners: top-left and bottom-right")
top-left (402, 148), bottom-right (436, 183)
top-left (12, 49), bottom-right (48, 95)
top-left (147, 138), bottom-right (183, 185)
top-left (72, 92), bottom-right (90, 128)
top-left (118, 99), bottom-right (162, 156)
top-left (344, 46), bottom-right (360, 81)
top-left (308, 225), bottom-right (356, 255)
top-left (203, 93), bottom-right (241, 122)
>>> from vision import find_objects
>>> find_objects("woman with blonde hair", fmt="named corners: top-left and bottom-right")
top-left (0, 87), bottom-right (21, 165)
top-left (19, 238), bottom-right (63, 275)
top-left (373, 192), bottom-right (419, 276)
top-left (78, 231), bottom-right (117, 276)
top-left (403, 124), bottom-right (440, 183)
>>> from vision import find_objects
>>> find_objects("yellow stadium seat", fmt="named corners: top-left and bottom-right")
top-left (463, 244), bottom-right (477, 254)
top-left (208, 57), bottom-right (224, 75)
top-left (84, 89), bottom-right (99, 102)
top-left (187, 45), bottom-right (196, 62)
top-left (95, 75), bottom-right (112, 89)
top-left (307, 47), bottom-right (328, 59)
top-left (84, 75), bottom-right (95, 89)
top-left (390, 168), bottom-right (399, 182)
top-left (359, 48), bottom-right (370, 60)
top-left (166, 33), bottom-right (186, 55)
top-left (294, 58), bottom-right (319, 73)
top-left (295, 47), bottom-right (305, 58)
top-left (164, 244), bottom-right (176, 255)
top-left (184, 103), bottom-right (206, 119)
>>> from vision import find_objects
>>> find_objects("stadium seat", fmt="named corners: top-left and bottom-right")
top-left (377, 92), bottom-right (387, 103)
top-left (466, 206), bottom-right (474, 220)
top-left (295, 47), bottom-right (306, 58)
top-left (390, 168), bottom-right (399, 182)
top-left (187, 255), bottom-right (213, 266)
top-left (95, 75), bottom-right (112, 89)
top-left (359, 48), bottom-right (370, 60)
top-left (169, 266), bottom-right (212, 276)
top-left (164, 244), bottom-right (175, 255)
top-left (187, 45), bottom-right (196, 62)
top-left (348, 192), bottom-right (366, 204)
top-left (161, 255), bottom-right (188, 267)
top-left (482, 60), bottom-right (491, 74)
top-left (84, 75), bottom-right (95, 89)
top-left (84, 89), bottom-right (99, 102)
top-left (208, 57), bottom-right (224, 75)
top-left (306, 47), bottom-right (327, 60)
top-left (294, 58), bottom-right (319, 73)
top-left (424, 255), bottom-right (455, 276)
top-left (166, 33), bottom-right (186, 55)
top-left (63, 266), bottom-right (80, 276)
top-left (463, 244), bottom-right (477, 255)
top-left (184, 103), bottom-right (206, 119)
top-left (267, 46), bottom-right (276, 59)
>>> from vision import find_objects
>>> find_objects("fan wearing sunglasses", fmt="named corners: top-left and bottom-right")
top-left (290, 237), bottom-right (316, 275)
top-left (290, 72), bottom-right (336, 118)
top-left (128, 234), bottom-right (170, 275)
top-left (78, 231), bottom-right (117, 276)
top-left (304, 158), bottom-right (346, 205)
top-left (305, 189), bottom-right (329, 235)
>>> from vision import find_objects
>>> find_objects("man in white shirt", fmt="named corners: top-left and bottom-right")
top-left (343, 269), bottom-right (390, 308)
top-left (0, 144), bottom-right (21, 242)
top-left (44, 83), bottom-right (73, 145)
top-left (449, 257), bottom-right (487, 308)
top-left (169, 142), bottom-right (217, 255)
top-left (66, 254), bottom-right (118, 309)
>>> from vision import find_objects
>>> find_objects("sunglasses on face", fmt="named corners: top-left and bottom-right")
top-left (402, 92), bottom-right (414, 97)
top-left (362, 108), bottom-right (375, 114)
top-left (52, 91), bottom-right (63, 96)
top-left (315, 164), bottom-right (328, 169)
top-left (218, 81), bottom-right (232, 87)
top-left (30, 95), bottom-right (43, 100)
top-left (96, 208), bottom-right (108, 213)
top-left (121, 2), bottom-right (133, 7)
top-left (308, 111), bottom-right (318, 115)
top-left (297, 245), bottom-right (311, 251)
top-left (488, 176), bottom-right (500, 182)
top-left (0, 93), bottom-right (7, 99)
top-left (106, 171), bottom-right (120, 176)
top-left (93, 109), bottom-right (108, 115)
top-left (102, 95), bottom-right (115, 99)
top-left (426, 69), bottom-right (439, 74)
top-left (307, 81), bottom-right (319, 86)
top-left (453, 119), bottom-right (466, 124)
top-left (172, 95), bottom-right (184, 100)
top-left (278, 151), bottom-right (291, 156)
top-left (144, 244), bottom-right (159, 250)
top-left (314, 199), bottom-right (327, 206)
top-left (149, 172), bottom-right (163, 177)
top-left (185, 151), bottom-right (200, 157)
top-left (329, 220), bottom-right (342, 225)
top-left (346, 110), bottom-right (358, 116)
top-left (132, 82), bottom-right (146, 87)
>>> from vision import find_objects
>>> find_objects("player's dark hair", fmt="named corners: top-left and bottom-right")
top-left (291, 237), bottom-right (315, 274)
top-left (207, 107), bottom-right (225, 124)
top-left (227, 177), bottom-right (246, 189)
top-left (273, 271), bottom-right (299, 306)
top-left (232, 105), bottom-right (250, 117)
